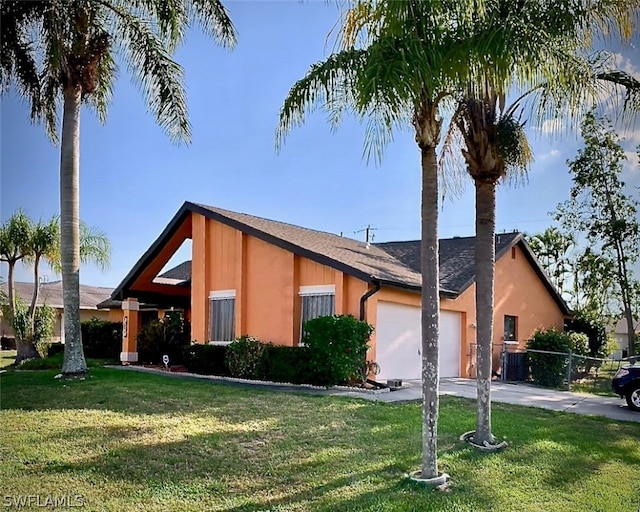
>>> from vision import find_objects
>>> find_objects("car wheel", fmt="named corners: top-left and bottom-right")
top-left (625, 384), bottom-right (640, 412)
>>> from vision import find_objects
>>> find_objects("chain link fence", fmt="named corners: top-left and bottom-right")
top-left (500, 347), bottom-right (636, 394)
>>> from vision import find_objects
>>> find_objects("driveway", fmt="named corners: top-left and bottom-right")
top-left (340, 378), bottom-right (639, 423)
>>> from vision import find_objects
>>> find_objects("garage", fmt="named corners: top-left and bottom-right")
top-left (375, 302), bottom-right (461, 381)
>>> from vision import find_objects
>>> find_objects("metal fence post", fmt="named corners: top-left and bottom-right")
top-left (566, 350), bottom-right (572, 391)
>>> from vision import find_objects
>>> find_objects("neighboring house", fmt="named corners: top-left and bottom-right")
top-left (0, 281), bottom-right (113, 342)
top-left (105, 201), bottom-right (571, 380)
top-left (609, 318), bottom-right (640, 359)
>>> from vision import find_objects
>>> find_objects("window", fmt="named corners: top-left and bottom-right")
top-left (504, 315), bottom-right (517, 342)
top-left (299, 285), bottom-right (335, 339)
top-left (209, 290), bottom-right (235, 343)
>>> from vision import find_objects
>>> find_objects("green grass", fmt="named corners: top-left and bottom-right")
top-left (0, 349), bottom-right (17, 369)
top-left (0, 350), bottom-right (108, 371)
top-left (1, 368), bottom-right (639, 512)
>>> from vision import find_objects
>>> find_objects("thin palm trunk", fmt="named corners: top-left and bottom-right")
top-left (474, 179), bottom-right (495, 445)
top-left (60, 85), bottom-right (87, 375)
top-left (420, 143), bottom-right (440, 479)
top-left (9, 260), bottom-right (40, 363)
top-left (7, 261), bottom-right (15, 311)
top-left (29, 253), bottom-right (41, 325)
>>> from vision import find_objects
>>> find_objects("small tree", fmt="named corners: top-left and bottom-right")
top-left (527, 228), bottom-right (576, 299)
top-left (556, 113), bottom-right (640, 356)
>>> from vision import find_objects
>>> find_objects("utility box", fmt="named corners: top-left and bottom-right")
top-left (387, 379), bottom-right (403, 388)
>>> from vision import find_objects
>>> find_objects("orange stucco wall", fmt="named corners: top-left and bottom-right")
top-left (190, 213), bottom-right (371, 345)
top-left (356, 244), bottom-right (566, 378)
top-left (442, 243), bottom-right (566, 376)
top-left (187, 212), bottom-right (564, 378)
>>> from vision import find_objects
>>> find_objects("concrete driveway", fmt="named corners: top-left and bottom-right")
top-left (343, 378), bottom-right (639, 423)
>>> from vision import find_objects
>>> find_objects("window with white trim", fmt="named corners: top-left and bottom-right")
top-left (504, 315), bottom-right (517, 342)
top-left (209, 290), bottom-right (235, 343)
top-left (299, 285), bottom-right (335, 340)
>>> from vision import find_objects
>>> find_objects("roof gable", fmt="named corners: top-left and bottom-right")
top-left (108, 201), bottom-right (570, 315)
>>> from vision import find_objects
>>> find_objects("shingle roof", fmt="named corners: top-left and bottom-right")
top-left (157, 260), bottom-right (191, 282)
top-left (108, 201), bottom-right (570, 314)
top-left (1, 281), bottom-right (113, 309)
top-left (376, 232), bottom-right (521, 294)
top-left (192, 203), bottom-right (423, 290)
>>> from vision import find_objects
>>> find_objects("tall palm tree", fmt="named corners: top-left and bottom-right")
top-left (1, 0), bottom-right (236, 375)
top-left (278, 0), bottom-right (502, 480)
top-left (447, 1), bottom-right (640, 446)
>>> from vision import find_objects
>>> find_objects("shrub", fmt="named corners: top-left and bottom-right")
top-left (526, 327), bottom-right (571, 387)
top-left (183, 343), bottom-right (230, 376)
top-left (47, 342), bottom-right (65, 357)
top-left (81, 318), bottom-right (122, 360)
top-left (225, 336), bottom-right (266, 379)
top-left (302, 315), bottom-right (373, 386)
top-left (565, 314), bottom-right (607, 358)
top-left (263, 345), bottom-right (312, 384)
top-left (137, 312), bottom-right (190, 364)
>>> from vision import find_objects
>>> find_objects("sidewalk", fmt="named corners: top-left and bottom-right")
top-left (341, 378), bottom-right (639, 423)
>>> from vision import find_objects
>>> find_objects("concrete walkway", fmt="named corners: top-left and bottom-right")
top-left (339, 378), bottom-right (639, 423)
top-left (112, 366), bottom-right (639, 423)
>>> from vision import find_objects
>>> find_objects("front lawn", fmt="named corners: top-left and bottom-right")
top-left (1, 368), bottom-right (638, 512)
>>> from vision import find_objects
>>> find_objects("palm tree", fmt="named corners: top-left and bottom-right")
top-left (1, 212), bottom-right (111, 364)
top-left (278, 0), bottom-right (502, 481)
top-left (446, 2), bottom-right (640, 446)
top-left (1, 0), bottom-right (236, 375)
top-left (0, 210), bottom-right (39, 361)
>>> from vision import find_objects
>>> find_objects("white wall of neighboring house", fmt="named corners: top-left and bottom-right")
top-left (610, 318), bottom-right (640, 359)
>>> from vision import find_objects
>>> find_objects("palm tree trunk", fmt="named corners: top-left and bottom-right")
top-left (29, 254), bottom-right (41, 326)
top-left (8, 261), bottom-right (40, 363)
top-left (60, 85), bottom-right (87, 376)
top-left (7, 261), bottom-right (15, 311)
top-left (474, 179), bottom-right (495, 445)
top-left (420, 144), bottom-right (440, 479)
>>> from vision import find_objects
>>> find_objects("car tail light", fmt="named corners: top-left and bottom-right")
top-left (615, 369), bottom-right (630, 378)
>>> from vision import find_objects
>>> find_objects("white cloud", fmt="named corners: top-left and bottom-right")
top-left (539, 149), bottom-right (561, 160)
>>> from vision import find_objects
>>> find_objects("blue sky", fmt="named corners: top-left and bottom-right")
top-left (1, 1), bottom-right (639, 289)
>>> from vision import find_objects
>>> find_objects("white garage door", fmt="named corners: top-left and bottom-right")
top-left (375, 302), bottom-right (461, 381)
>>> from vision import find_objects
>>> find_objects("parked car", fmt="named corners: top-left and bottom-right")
top-left (612, 364), bottom-right (640, 412)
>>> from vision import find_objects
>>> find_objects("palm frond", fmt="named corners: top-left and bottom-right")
top-left (188, 0), bottom-right (237, 48)
top-left (79, 223), bottom-right (111, 271)
top-left (106, 2), bottom-right (191, 143)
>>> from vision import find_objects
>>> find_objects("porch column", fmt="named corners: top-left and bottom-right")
top-left (120, 298), bottom-right (140, 363)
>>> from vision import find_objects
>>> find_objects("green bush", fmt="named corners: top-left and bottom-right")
top-left (137, 312), bottom-right (190, 365)
top-left (264, 345), bottom-right (312, 384)
top-left (225, 336), bottom-right (267, 379)
top-left (526, 327), bottom-right (571, 387)
top-left (81, 318), bottom-right (122, 360)
top-left (47, 342), bottom-right (65, 357)
top-left (302, 315), bottom-right (373, 387)
top-left (565, 314), bottom-right (608, 358)
top-left (183, 343), bottom-right (230, 376)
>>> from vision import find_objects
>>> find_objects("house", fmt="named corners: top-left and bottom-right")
top-left (0, 281), bottom-right (113, 342)
top-left (105, 201), bottom-right (571, 380)
top-left (609, 317), bottom-right (639, 359)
